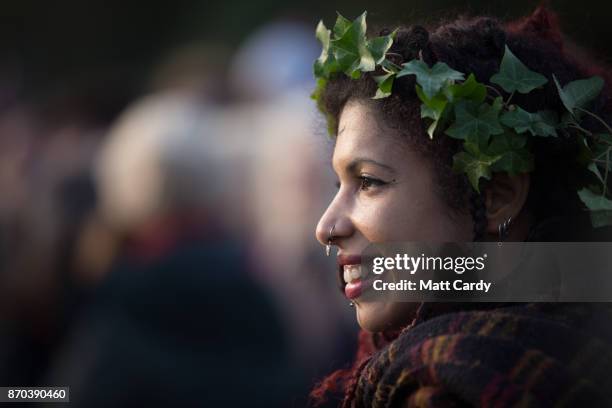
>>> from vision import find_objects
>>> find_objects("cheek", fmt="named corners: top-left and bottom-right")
top-left (352, 187), bottom-right (458, 242)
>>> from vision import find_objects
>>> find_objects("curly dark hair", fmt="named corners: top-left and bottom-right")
top-left (318, 6), bottom-right (612, 242)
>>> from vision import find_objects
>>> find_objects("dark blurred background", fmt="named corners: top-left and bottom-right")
top-left (0, 0), bottom-right (610, 406)
top-left (1, 0), bottom-right (611, 113)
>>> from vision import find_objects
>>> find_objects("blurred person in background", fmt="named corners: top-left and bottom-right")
top-left (45, 92), bottom-right (300, 407)
top-left (227, 19), bottom-right (358, 401)
top-left (0, 94), bottom-right (111, 389)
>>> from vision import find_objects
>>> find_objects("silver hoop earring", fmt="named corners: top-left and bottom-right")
top-left (326, 224), bottom-right (335, 257)
top-left (498, 216), bottom-right (512, 241)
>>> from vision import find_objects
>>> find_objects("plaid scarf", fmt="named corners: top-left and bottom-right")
top-left (345, 303), bottom-right (612, 407)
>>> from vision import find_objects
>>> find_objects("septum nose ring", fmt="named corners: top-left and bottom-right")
top-left (325, 225), bottom-right (335, 257)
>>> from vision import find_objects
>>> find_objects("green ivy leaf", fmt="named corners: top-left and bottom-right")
top-left (415, 85), bottom-right (448, 138)
top-left (484, 131), bottom-right (534, 175)
top-left (443, 74), bottom-right (487, 103)
top-left (588, 162), bottom-right (605, 183)
top-left (491, 96), bottom-right (504, 112)
top-left (578, 188), bottom-right (612, 227)
top-left (500, 107), bottom-right (558, 137)
top-left (487, 131), bottom-right (528, 153)
top-left (462, 135), bottom-right (489, 161)
top-left (490, 45), bottom-right (548, 94)
top-left (314, 21), bottom-right (333, 78)
top-left (373, 72), bottom-right (395, 99)
top-left (333, 13), bottom-right (352, 37)
top-left (330, 12), bottom-right (375, 77)
top-left (490, 149), bottom-right (534, 175)
top-left (553, 75), bottom-right (604, 114)
top-left (467, 131), bottom-right (530, 176)
top-left (588, 143), bottom-right (611, 194)
top-left (397, 60), bottom-right (464, 99)
top-left (578, 188), bottom-right (612, 210)
top-left (367, 34), bottom-right (394, 65)
top-left (453, 151), bottom-right (501, 192)
top-left (445, 100), bottom-right (504, 141)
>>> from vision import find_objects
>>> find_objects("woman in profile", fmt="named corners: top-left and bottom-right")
top-left (312, 6), bottom-right (612, 407)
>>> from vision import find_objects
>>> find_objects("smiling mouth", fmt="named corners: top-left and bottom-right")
top-left (337, 255), bottom-right (371, 300)
top-left (337, 255), bottom-right (360, 292)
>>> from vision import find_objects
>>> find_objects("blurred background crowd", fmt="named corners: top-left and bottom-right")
top-left (0, 0), bottom-right (610, 406)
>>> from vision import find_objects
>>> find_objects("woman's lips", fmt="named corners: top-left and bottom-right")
top-left (345, 279), bottom-right (363, 299)
top-left (338, 254), bottom-right (362, 267)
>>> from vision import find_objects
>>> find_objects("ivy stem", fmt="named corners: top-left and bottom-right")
top-left (504, 91), bottom-right (515, 109)
top-left (595, 156), bottom-right (607, 163)
top-left (575, 107), bottom-right (612, 135)
top-left (570, 123), bottom-right (593, 136)
top-left (381, 58), bottom-right (402, 73)
top-left (485, 85), bottom-right (504, 100)
top-left (385, 52), bottom-right (403, 59)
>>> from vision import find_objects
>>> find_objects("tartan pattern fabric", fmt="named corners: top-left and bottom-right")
top-left (346, 303), bottom-right (612, 407)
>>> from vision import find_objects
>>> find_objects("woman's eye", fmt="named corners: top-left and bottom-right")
top-left (359, 176), bottom-right (385, 191)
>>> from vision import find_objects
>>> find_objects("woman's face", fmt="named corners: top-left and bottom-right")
top-left (315, 100), bottom-right (473, 332)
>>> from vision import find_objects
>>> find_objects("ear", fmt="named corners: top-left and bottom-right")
top-left (484, 173), bottom-right (530, 236)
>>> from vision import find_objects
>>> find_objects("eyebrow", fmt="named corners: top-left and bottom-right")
top-left (347, 157), bottom-right (396, 174)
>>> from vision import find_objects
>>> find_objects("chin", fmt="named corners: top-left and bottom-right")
top-left (354, 301), bottom-right (420, 333)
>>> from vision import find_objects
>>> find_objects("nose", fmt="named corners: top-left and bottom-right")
top-left (315, 195), bottom-right (351, 248)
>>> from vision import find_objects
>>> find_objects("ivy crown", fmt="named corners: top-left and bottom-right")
top-left (313, 12), bottom-right (612, 228)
